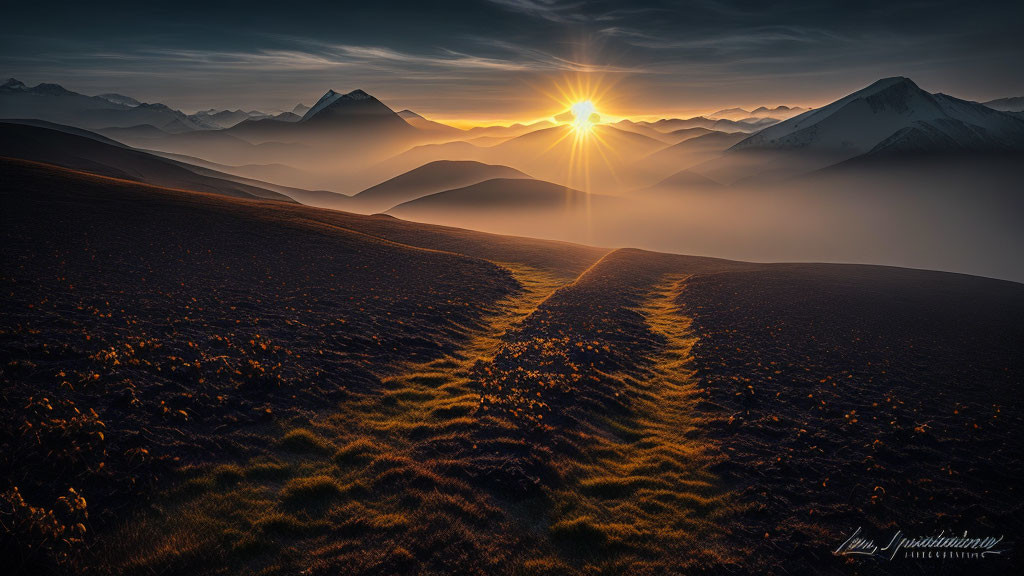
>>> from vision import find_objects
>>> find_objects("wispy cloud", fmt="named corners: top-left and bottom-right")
top-left (485, 0), bottom-right (587, 23)
top-left (66, 38), bottom-right (637, 76)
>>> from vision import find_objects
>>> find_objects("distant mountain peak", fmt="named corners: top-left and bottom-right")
top-left (2, 78), bottom-right (26, 90)
top-left (729, 75), bottom-right (1024, 163)
top-left (857, 76), bottom-right (918, 96)
top-left (98, 93), bottom-right (141, 107)
top-left (31, 83), bottom-right (75, 96)
top-left (398, 109), bottom-right (424, 119)
top-left (303, 88), bottom-right (378, 120)
top-left (300, 88), bottom-right (400, 125)
top-left (136, 102), bottom-right (172, 111)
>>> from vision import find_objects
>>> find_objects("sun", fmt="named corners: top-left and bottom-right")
top-left (570, 100), bottom-right (598, 133)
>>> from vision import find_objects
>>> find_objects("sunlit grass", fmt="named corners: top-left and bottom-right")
top-left (90, 264), bottom-right (740, 574)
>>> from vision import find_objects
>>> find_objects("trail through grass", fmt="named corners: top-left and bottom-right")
top-left (541, 274), bottom-right (737, 571)
top-left (99, 262), bottom-right (575, 575)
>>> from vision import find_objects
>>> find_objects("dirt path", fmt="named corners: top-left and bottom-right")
top-left (535, 273), bottom-right (735, 570)
top-left (329, 261), bottom-right (574, 464)
top-left (101, 260), bottom-right (588, 574)
top-left (103, 259), bottom-right (738, 575)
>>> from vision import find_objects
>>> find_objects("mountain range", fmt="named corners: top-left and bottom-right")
top-left (690, 77), bottom-right (1024, 185)
top-left (6, 74), bottom-right (1022, 203)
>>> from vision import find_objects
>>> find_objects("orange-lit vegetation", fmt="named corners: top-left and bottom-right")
top-left (3, 160), bottom-right (1023, 575)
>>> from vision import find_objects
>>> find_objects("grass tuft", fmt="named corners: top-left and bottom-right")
top-left (279, 475), bottom-right (344, 507)
top-left (278, 428), bottom-right (334, 454)
top-left (550, 517), bottom-right (608, 551)
top-left (333, 438), bottom-right (377, 466)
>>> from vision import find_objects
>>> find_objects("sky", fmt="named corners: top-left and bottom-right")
top-left (3, 0), bottom-right (1023, 123)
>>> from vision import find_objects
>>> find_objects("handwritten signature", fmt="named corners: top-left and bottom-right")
top-left (835, 527), bottom-right (1006, 561)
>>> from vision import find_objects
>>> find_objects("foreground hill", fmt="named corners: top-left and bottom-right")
top-left (350, 160), bottom-right (530, 212)
top-left (1, 158), bottom-right (1022, 576)
top-left (0, 122), bottom-right (296, 202)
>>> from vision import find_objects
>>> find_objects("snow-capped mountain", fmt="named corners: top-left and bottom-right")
top-left (301, 89), bottom-right (383, 121)
top-left (301, 89), bottom-right (357, 120)
top-left (297, 89), bottom-right (414, 134)
top-left (1, 78), bottom-right (27, 91)
top-left (97, 93), bottom-right (141, 107)
top-left (984, 97), bottom-right (1024, 113)
top-left (732, 77), bottom-right (1024, 159)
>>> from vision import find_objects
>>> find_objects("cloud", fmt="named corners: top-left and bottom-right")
top-left (486, 0), bottom-right (586, 23)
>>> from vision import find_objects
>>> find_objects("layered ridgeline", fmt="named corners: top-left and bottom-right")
top-left (0, 121), bottom-right (345, 203)
top-left (226, 88), bottom-right (417, 143)
top-left (0, 78), bottom-right (305, 133)
top-left (0, 78), bottom-right (213, 132)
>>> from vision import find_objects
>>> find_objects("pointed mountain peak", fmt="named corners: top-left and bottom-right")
top-left (398, 109), bottom-right (423, 119)
top-left (345, 89), bottom-right (371, 100)
top-left (858, 76), bottom-right (920, 96)
top-left (2, 78), bottom-right (26, 90)
top-left (301, 87), bottom-right (395, 123)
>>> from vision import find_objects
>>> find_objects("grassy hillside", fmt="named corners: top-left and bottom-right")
top-left (2, 158), bottom-right (1022, 575)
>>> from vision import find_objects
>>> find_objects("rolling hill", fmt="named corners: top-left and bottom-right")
top-left (388, 177), bottom-right (599, 214)
top-left (397, 109), bottom-right (464, 138)
top-left (641, 131), bottom-right (749, 176)
top-left (350, 160), bottom-right (530, 212)
top-left (0, 122), bottom-right (295, 202)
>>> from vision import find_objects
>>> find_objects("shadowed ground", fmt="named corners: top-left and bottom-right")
top-left (2, 158), bottom-right (1022, 575)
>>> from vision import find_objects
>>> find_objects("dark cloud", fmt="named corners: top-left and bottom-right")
top-left (2, 1), bottom-right (1022, 119)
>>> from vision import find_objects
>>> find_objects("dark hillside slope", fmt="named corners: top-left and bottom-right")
top-left (0, 122), bottom-right (295, 201)
top-left (0, 158), bottom-right (520, 571)
top-left (682, 264), bottom-right (1024, 574)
